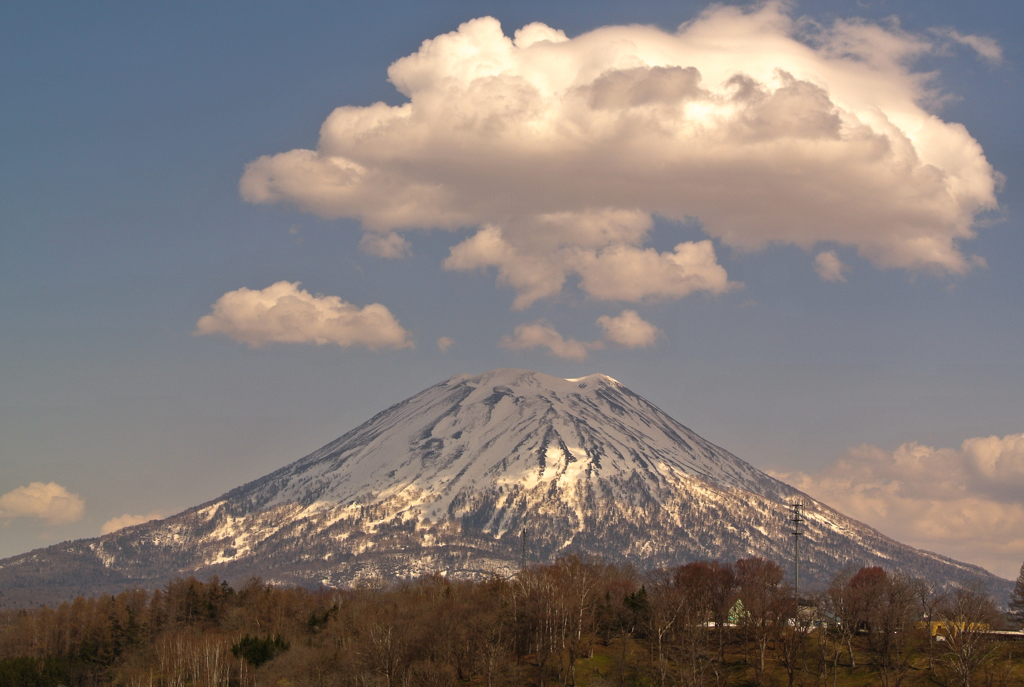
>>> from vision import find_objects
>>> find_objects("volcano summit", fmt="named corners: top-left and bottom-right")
top-left (0, 369), bottom-right (1008, 607)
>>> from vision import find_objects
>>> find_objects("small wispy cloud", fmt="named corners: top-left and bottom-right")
top-left (0, 482), bottom-right (85, 525)
top-left (814, 250), bottom-right (849, 282)
top-left (501, 310), bottom-right (664, 359)
top-left (500, 320), bottom-right (601, 361)
top-left (360, 231), bottom-right (412, 258)
top-left (196, 281), bottom-right (413, 350)
top-left (437, 336), bottom-right (455, 352)
top-left (597, 310), bottom-right (662, 348)
top-left (933, 28), bottom-right (1002, 64)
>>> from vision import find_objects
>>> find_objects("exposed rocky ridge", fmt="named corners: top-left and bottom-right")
top-left (0, 369), bottom-right (1010, 608)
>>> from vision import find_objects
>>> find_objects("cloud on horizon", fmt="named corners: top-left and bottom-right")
top-left (196, 281), bottom-right (413, 350)
top-left (0, 482), bottom-right (85, 525)
top-left (240, 3), bottom-right (1001, 308)
top-left (101, 512), bottom-right (163, 535)
top-left (774, 432), bottom-right (1024, 579)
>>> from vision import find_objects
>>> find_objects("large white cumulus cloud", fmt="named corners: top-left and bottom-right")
top-left (196, 281), bottom-right (413, 349)
top-left (776, 433), bottom-right (1024, 579)
top-left (241, 3), bottom-right (1000, 306)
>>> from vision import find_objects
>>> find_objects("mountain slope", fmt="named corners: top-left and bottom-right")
top-left (0, 369), bottom-right (1009, 608)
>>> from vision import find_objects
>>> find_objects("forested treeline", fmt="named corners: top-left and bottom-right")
top-left (0, 555), bottom-right (1020, 687)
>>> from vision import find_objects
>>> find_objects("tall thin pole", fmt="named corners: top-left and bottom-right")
top-left (789, 502), bottom-right (804, 606)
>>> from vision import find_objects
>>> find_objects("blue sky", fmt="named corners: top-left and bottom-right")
top-left (2, 1), bottom-right (1023, 579)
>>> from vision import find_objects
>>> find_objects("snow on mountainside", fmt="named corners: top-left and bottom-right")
top-left (0, 369), bottom-right (1010, 608)
top-left (231, 368), bottom-right (791, 518)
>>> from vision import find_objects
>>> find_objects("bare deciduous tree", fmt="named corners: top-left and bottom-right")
top-left (864, 573), bottom-right (920, 687)
top-left (934, 584), bottom-right (1001, 687)
top-left (735, 557), bottom-right (790, 686)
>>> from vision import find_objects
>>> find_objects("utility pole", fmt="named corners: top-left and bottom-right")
top-left (789, 502), bottom-right (804, 607)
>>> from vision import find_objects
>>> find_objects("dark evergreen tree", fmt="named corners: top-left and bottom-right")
top-left (231, 634), bottom-right (290, 668)
top-left (1010, 561), bottom-right (1024, 624)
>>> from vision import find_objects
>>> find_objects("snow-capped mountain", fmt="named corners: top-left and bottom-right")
top-left (0, 369), bottom-right (1009, 608)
